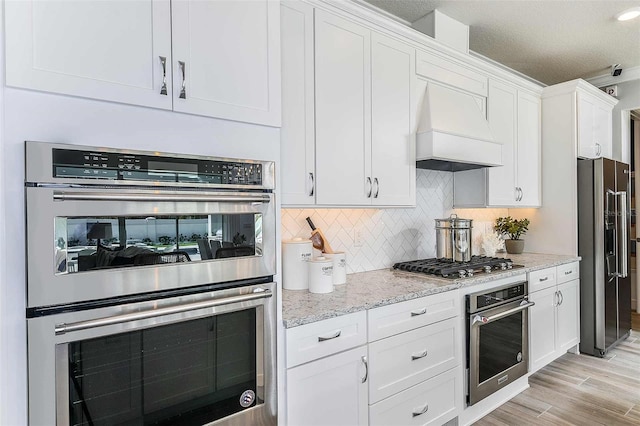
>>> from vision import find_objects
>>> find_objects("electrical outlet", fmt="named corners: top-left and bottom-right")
top-left (353, 228), bottom-right (364, 247)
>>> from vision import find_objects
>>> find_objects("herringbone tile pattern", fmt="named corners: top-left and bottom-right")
top-left (281, 169), bottom-right (454, 273)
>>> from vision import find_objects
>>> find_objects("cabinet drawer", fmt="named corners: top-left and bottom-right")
top-left (286, 311), bottom-right (367, 368)
top-left (557, 262), bottom-right (579, 284)
top-left (528, 267), bottom-right (557, 293)
top-left (416, 49), bottom-right (488, 97)
top-left (368, 290), bottom-right (459, 342)
top-left (368, 317), bottom-right (459, 403)
top-left (369, 368), bottom-right (459, 426)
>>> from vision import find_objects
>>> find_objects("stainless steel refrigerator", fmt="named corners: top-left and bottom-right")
top-left (578, 157), bottom-right (632, 357)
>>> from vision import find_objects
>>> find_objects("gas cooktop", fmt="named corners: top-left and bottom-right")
top-left (393, 256), bottom-right (524, 279)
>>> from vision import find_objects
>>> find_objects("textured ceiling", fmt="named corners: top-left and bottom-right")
top-left (361, 0), bottom-right (640, 86)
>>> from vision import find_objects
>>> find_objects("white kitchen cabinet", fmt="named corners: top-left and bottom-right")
top-left (578, 91), bottom-right (613, 159)
top-left (5, 0), bottom-right (280, 127)
top-left (313, 10), bottom-right (415, 206)
top-left (171, 0), bottom-right (281, 126)
top-left (280, 1), bottom-right (316, 205)
top-left (453, 80), bottom-right (541, 208)
top-left (5, 0), bottom-right (172, 110)
top-left (287, 345), bottom-right (369, 426)
top-left (528, 263), bottom-right (580, 373)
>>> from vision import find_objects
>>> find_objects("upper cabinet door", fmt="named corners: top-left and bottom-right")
top-left (314, 10), bottom-right (371, 205)
top-left (171, 0), bottom-right (281, 127)
top-left (486, 79), bottom-right (517, 206)
top-left (280, 1), bottom-right (315, 205)
top-left (517, 91), bottom-right (541, 206)
top-left (577, 93), bottom-right (597, 158)
top-left (370, 32), bottom-right (416, 207)
top-left (5, 0), bottom-right (172, 110)
top-left (593, 102), bottom-right (613, 159)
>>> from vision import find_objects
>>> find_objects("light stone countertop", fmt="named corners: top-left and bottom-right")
top-left (282, 252), bottom-right (580, 328)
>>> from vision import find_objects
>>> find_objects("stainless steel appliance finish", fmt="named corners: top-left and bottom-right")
top-left (25, 141), bottom-right (276, 309)
top-left (578, 157), bottom-right (631, 357)
top-left (466, 280), bottom-right (532, 405)
top-left (435, 214), bottom-right (473, 262)
top-left (25, 142), bottom-right (278, 425)
top-left (28, 282), bottom-right (277, 426)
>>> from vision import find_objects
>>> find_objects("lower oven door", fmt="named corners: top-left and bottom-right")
top-left (28, 283), bottom-right (276, 426)
top-left (468, 298), bottom-right (534, 406)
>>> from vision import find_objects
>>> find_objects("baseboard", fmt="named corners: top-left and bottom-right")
top-left (458, 375), bottom-right (529, 426)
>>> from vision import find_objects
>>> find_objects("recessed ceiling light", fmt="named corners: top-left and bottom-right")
top-left (616, 7), bottom-right (640, 21)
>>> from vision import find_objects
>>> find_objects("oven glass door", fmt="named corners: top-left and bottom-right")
top-left (469, 299), bottom-right (530, 405)
top-left (27, 187), bottom-right (275, 308)
top-left (27, 284), bottom-right (276, 426)
top-left (65, 309), bottom-right (258, 425)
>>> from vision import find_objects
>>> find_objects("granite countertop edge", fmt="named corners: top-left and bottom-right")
top-left (282, 253), bottom-right (581, 329)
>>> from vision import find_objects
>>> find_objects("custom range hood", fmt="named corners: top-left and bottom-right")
top-left (416, 83), bottom-right (502, 172)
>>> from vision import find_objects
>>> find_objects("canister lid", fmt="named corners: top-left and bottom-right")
top-left (435, 214), bottom-right (473, 229)
top-left (309, 256), bottom-right (332, 264)
top-left (283, 237), bottom-right (312, 245)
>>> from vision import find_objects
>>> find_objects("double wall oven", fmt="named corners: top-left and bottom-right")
top-left (25, 141), bottom-right (277, 425)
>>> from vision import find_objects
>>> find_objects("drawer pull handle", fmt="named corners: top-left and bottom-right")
top-left (361, 356), bottom-right (368, 383)
top-left (411, 350), bottom-right (428, 361)
top-left (539, 277), bottom-right (548, 282)
top-left (318, 330), bottom-right (341, 342)
top-left (411, 308), bottom-right (427, 317)
top-left (412, 404), bottom-right (429, 417)
top-left (565, 270), bottom-right (572, 275)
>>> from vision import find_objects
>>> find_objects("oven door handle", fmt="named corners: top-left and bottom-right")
top-left (53, 191), bottom-right (272, 203)
top-left (55, 289), bottom-right (273, 335)
top-left (472, 301), bottom-right (535, 326)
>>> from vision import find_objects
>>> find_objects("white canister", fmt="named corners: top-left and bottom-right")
top-left (308, 256), bottom-right (334, 294)
top-left (282, 238), bottom-right (313, 290)
top-left (324, 252), bottom-right (346, 285)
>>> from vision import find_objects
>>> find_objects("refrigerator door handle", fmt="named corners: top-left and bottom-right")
top-left (617, 190), bottom-right (628, 278)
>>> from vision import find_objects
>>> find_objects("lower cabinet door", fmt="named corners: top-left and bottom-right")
top-left (369, 368), bottom-right (459, 426)
top-left (556, 279), bottom-right (580, 352)
top-left (529, 286), bottom-right (557, 373)
top-left (287, 345), bottom-right (368, 426)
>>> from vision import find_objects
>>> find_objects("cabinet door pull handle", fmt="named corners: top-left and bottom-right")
top-left (366, 177), bottom-right (372, 198)
top-left (539, 277), bottom-right (548, 282)
top-left (596, 143), bottom-right (602, 156)
top-left (519, 187), bottom-right (524, 201)
top-left (373, 177), bottom-right (379, 198)
top-left (361, 356), bottom-right (368, 383)
top-left (159, 56), bottom-right (168, 95)
top-left (317, 330), bottom-right (341, 342)
top-left (411, 308), bottom-right (427, 316)
top-left (558, 290), bottom-right (564, 306)
top-left (554, 290), bottom-right (559, 307)
top-left (308, 172), bottom-right (315, 196)
top-left (412, 404), bottom-right (429, 417)
top-left (178, 61), bottom-right (187, 99)
top-left (411, 349), bottom-right (428, 361)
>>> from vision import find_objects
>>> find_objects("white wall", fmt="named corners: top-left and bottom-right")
top-left (0, 88), bottom-right (280, 425)
top-left (610, 79), bottom-right (640, 163)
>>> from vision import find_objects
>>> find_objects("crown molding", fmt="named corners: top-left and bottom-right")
top-left (585, 66), bottom-right (640, 88)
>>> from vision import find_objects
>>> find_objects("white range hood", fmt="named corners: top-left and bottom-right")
top-left (416, 83), bottom-right (502, 172)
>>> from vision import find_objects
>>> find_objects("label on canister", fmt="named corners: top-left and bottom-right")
top-left (282, 238), bottom-right (313, 290)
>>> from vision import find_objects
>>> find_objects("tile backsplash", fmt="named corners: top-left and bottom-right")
top-left (281, 169), bottom-right (513, 273)
top-left (281, 169), bottom-right (454, 273)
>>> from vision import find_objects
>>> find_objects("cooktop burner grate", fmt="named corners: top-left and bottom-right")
top-left (393, 256), bottom-right (522, 279)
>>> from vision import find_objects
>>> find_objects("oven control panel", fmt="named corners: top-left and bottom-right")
top-left (467, 281), bottom-right (527, 313)
top-left (51, 148), bottom-right (263, 186)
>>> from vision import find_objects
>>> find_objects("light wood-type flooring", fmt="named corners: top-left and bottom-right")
top-left (474, 311), bottom-right (640, 425)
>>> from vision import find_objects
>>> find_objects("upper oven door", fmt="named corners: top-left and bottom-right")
top-left (26, 186), bottom-right (276, 308)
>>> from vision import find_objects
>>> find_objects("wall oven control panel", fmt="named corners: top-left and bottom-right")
top-left (52, 147), bottom-right (263, 185)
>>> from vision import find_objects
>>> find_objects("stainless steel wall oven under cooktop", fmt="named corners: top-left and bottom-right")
top-left (25, 141), bottom-right (277, 426)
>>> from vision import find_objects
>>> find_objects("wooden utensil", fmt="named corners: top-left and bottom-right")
top-left (306, 217), bottom-right (334, 254)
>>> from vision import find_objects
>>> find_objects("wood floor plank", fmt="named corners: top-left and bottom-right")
top-left (474, 329), bottom-right (640, 426)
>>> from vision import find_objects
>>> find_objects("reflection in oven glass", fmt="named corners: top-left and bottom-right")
top-left (478, 313), bottom-right (524, 383)
top-left (54, 214), bottom-right (263, 274)
top-left (67, 310), bottom-right (257, 425)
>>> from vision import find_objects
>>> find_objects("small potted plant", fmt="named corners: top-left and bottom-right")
top-left (494, 216), bottom-right (530, 254)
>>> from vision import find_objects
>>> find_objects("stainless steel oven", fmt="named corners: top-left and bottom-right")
top-left (466, 281), bottom-right (534, 406)
top-left (25, 141), bottom-right (277, 425)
